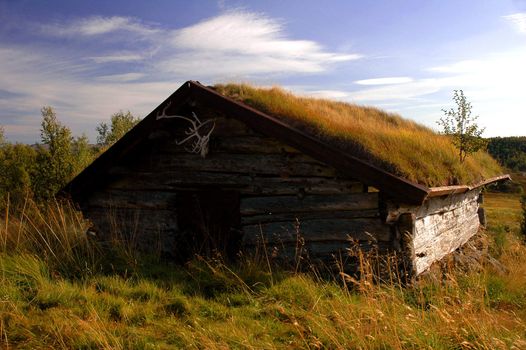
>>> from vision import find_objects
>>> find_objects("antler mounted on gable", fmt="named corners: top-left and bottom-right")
top-left (156, 101), bottom-right (215, 158)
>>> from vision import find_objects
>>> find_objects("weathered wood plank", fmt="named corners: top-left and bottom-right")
top-left (414, 213), bottom-right (480, 274)
top-left (402, 188), bottom-right (482, 274)
top-left (162, 116), bottom-right (256, 138)
top-left (242, 218), bottom-right (391, 245)
top-left (417, 189), bottom-right (480, 218)
top-left (385, 188), bottom-right (481, 222)
top-left (240, 193), bottom-right (379, 216)
top-left (107, 170), bottom-right (364, 195)
top-left (163, 135), bottom-right (301, 155)
top-left (82, 207), bottom-right (179, 242)
top-left (241, 209), bottom-right (380, 225)
top-left (138, 153), bottom-right (337, 177)
top-left (243, 240), bottom-right (393, 260)
top-left (413, 201), bottom-right (479, 251)
top-left (213, 135), bottom-right (300, 154)
top-left (85, 190), bottom-right (177, 210)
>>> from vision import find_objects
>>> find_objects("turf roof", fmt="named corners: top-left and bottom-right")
top-left (213, 83), bottom-right (502, 187)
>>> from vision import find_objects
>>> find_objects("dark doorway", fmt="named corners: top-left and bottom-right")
top-left (176, 190), bottom-right (241, 262)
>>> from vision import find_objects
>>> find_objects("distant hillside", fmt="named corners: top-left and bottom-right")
top-left (487, 137), bottom-right (526, 172)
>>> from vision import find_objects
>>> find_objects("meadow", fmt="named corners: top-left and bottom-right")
top-left (0, 187), bottom-right (525, 349)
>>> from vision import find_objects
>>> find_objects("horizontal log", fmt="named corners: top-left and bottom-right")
top-left (240, 193), bottom-right (379, 216)
top-left (413, 203), bottom-right (479, 251)
top-left (213, 135), bottom-right (300, 154)
top-left (107, 170), bottom-right (363, 195)
top-left (241, 209), bottom-right (380, 225)
top-left (84, 190), bottom-right (177, 210)
top-left (210, 116), bottom-right (255, 136)
top-left (414, 213), bottom-right (480, 274)
top-left (243, 240), bottom-right (393, 260)
top-left (242, 218), bottom-right (391, 245)
top-left (136, 153), bottom-right (337, 177)
top-left (155, 114), bottom-right (255, 135)
top-left (417, 189), bottom-right (481, 218)
top-left (385, 188), bottom-right (481, 222)
top-left (163, 135), bottom-right (301, 155)
top-left (159, 115), bottom-right (255, 138)
top-left (82, 207), bottom-right (179, 235)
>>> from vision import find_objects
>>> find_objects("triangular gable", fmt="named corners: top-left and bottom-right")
top-left (63, 81), bottom-right (462, 205)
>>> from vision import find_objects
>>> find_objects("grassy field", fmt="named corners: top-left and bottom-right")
top-left (0, 193), bottom-right (525, 349)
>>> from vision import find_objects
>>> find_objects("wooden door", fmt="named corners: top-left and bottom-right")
top-left (176, 190), bottom-right (241, 262)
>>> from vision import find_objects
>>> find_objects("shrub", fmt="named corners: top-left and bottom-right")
top-left (521, 195), bottom-right (526, 240)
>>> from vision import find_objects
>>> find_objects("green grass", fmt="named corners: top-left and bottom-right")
top-left (214, 83), bottom-right (503, 187)
top-left (1, 196), bottom-right (525, 349)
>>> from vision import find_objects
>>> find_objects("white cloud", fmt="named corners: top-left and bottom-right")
top-left (0, 10), bottom-right (365, 142)
top-left (42, 11), bottom-right (360, 79)
top-left (88, 53), bottom-right (145, 64)
top-left (429, 60), bottom-right (484, 73)
top-left (348, 79), bottom-right (442, 102)
top-left (42, 16), bottom-right (160, 37)
top-left (0, 46), bottom-right (178, 142)
top-left (503, 12), bottom-right (526, 33)
top-left (351, 49), bottom-right (526, 105)
top-left (303, 90), bottom-right (350, 99)
top-left (428, 51), bottom-right (526, 100)
top-left (161, 11), bottom-right (360, 77)
top-left (355, 77), bottom-right (413, 85)
top-left (96, 73), bottom-right (146, 82)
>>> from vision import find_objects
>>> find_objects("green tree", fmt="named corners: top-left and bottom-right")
top-left (72, 134), bottom-right (95, 175)
top-left (0, 125), bottom-right (5, 145)
top-left (34, 106), bottom-right (75, 199)
top-left (0, 143), bottom-right (38, 206)
top-left (521, 195), bottom-right (526, 241)
top-left (96, 110), bottom-right (140, 147)
top-left (438, 90), bottom-right (486, 162)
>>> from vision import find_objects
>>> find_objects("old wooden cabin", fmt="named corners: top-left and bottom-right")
top-left (63, 81), bottom-right (510, 277)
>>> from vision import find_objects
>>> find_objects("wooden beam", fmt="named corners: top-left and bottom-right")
top-left (242, 218), bottom-right (392, 245)
top-left (427, 174), bottom-right (511, 198)
top-left (240, 193), bottom-right (379, 216)
top-left (187, 81), bottom-right (431, 205)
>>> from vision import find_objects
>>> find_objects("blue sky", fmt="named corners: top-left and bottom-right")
top-left (1, 0), bottom-right (526, 143)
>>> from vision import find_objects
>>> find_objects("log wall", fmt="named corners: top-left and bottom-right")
top-left (79, 110), bottom-right (387, 264)
top-left (387, 189), bottom-right (483, 275)
top-left (76, 106), bottom-right (485, 277)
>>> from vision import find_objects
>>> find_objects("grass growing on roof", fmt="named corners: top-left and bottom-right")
top-left (214, 83), bottom-right (502, 187)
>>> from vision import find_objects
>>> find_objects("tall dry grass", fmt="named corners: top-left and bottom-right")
top-left (0, 196), bottom-right (101, 277)
top-left (0, 194), bottom-right (525, 348)
top-left (215, 83), bottom-right (502, 187)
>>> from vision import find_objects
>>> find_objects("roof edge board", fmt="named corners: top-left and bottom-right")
top-left (427, 174), bottom-right (512, 198)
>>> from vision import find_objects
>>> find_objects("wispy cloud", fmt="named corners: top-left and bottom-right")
top-left (0, 46), bottom-right (178, 142)
top-left (355, 77), bottom-right (413, 85)
top-left (88, 53), bottom-right (145, 64)
top-left (351, 49), bottom-right (526, 104)
top-left (1, 10), bottom-right (362, 141)
top-left (42, 11), bottom-right (360, 78)
top-left (96, 73), bottom-right (146, 82)
top-left (428, 51), bottom-right (526, 99)
top-left (42, 16), bottom-right (160, 37)
top-left (160, 11), bottom-right (360, 76)
top-left (429, 60), bottom-right (484, 73)
top-left (503, 12), bottom-right (526, 33)
top-left (348, 79), bottom-right (442, 102)
top-left (303, 90), bottom-right (351, 99)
